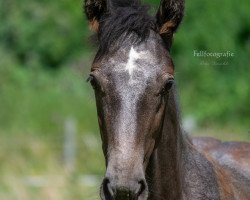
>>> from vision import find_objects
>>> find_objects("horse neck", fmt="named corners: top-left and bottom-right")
top-left (146, 88), bottom-right (221, 200)
top-left (146, 87), bottom-right (186, 200)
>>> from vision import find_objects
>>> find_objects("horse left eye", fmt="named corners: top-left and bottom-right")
top-left (164, 78), bottom-right (174, 91)
top-left (159, 79), bottom-right (174, 95)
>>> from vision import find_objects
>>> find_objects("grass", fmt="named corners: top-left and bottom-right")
top-left (0, 127), bottom-right (249, 200)
top-left (0, 132), bottom-right (104, 200)
top-left (0, 171), bottom-right (101, 200)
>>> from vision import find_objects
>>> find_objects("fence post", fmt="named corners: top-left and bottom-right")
top-left (63, 117), bottom-right (77, 173)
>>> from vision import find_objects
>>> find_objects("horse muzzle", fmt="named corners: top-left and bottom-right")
top-left (100, 175), bottom-right (148, 200)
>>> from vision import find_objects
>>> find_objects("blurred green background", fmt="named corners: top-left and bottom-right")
top-left (0, 0), bottom-right (249, 199)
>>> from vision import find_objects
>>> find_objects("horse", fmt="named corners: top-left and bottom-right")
top-left (84, 0), bottom-right (250, 199)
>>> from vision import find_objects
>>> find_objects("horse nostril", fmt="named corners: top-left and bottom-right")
top-left (137, 179), bottom-right (146, 197)
top-left (103, 178), bottom-right (115, 199)
top-left (102, 177), bottom-right (147, 199)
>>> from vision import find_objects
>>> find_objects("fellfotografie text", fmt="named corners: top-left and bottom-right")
top-left (193, 50), bottom-right (235, 59)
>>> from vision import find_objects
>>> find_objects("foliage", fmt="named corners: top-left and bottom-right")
top-left (0, 0), bottom-right (92, 69)
top-left (174, 0), bottom-right (250, 127)
top-left (0, 60), bottom-right (95, 131)
top-left (0, 0), bottom-right (249, 130)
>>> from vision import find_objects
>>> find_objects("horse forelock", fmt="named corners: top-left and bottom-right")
top-left (93, 1), bottom-right (157, 59)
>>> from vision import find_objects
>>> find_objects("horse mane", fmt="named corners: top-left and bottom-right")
top-left (96, 0), bottom-right (157, 57)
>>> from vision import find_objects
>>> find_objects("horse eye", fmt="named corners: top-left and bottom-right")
top-left (87, 75), bottom-right (98, 89)
top-left (160, 78), bottom-right (174, 95)
top-left (164, 78), bottom-right (174, 91)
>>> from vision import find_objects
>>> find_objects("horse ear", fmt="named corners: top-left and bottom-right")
top-left (156, 0), bottom-right (184, 45)
top-left (84, 0), bottom-right (107, 32)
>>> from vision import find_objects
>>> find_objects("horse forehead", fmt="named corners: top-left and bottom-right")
top-left (107, 46), bottom-right (161, 85)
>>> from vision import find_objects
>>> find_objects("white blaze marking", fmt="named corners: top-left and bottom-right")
top-left (125, 47), bottom-right (141, 76)
top-left (112, 45), bottom-right (155, 162)
top-left (106, 40), bottom-right (162, 169)
top-left (115, 47), bottom-right (148, 159)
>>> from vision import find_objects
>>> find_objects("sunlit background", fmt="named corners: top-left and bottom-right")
top-left (0, 0), bottom-right (249, 199)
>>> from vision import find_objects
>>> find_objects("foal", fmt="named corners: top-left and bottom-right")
top-left (84, 0), bottom-right (250, 199)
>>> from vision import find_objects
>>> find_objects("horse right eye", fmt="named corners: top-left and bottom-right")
top-left (87, 75), bottom-right (98, 89)
top-left (87, 75), bottom-right (106, 95)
